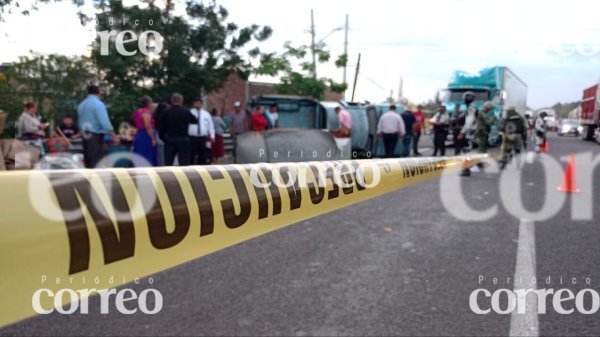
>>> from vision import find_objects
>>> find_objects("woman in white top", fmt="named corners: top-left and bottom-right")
top-left (18, 102), bottom-right (48, 140)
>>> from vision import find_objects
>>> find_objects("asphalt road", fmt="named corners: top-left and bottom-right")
top-left (2, 132), bottom-right (599, 336)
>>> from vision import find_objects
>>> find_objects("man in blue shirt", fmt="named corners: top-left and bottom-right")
top-left (77, 85), bottom-right (119, 168)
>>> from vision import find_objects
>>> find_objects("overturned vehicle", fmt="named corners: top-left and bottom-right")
top-left (234, 95), bottom-right (408, 163)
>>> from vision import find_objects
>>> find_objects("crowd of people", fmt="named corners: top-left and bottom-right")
top-left (15, 85), bottom-right (283, 168)
top-left (14, 86), bottom-right (548, 171)
top-left (427, 91), bottom-right (548, 175)
top-left (375, 104), bottom-right (427, 158)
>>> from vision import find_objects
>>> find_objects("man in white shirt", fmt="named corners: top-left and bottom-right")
top-left (430, 105), bottom-right (450, 157)
top-left (377, 105), bottom-right (406, 158)
top-left (188, 98), bottom-right (215, 165)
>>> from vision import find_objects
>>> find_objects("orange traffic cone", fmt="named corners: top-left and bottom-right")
top-left (557, 153), bottom-right (580, 193)
top-left (541, 140), bottom-right (549, 153)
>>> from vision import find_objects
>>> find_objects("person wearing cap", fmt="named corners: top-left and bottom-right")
top-left (498, 107), bottom-right (527, 169)
top-left (332, 106), bottom-right (352, 138)
top-left (534, 111), bottom-right (548, 153)
top-left (474, 101), bottom-right (497, 157)
top-left (230, 101), bottom-right (248, 136)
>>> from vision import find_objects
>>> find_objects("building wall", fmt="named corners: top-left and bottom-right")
top-left (206, 72), bottom-right (344, 114)
top-left (205, 72), bottom-right (247, 114)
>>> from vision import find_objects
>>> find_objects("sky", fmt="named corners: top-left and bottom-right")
top-left (1, 0), bottom-right (600, 109)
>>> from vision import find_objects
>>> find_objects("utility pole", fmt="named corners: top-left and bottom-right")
top-left (398, 76), bottom-right (403, 103)
top-left (342, 14), bottom-right (349, 98)
top-left (351, 53), bottom-right (361, 102)
top-left (310, 9), bottom-right (317, 79)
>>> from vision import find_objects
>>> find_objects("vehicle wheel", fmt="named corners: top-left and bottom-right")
top-left (583, 125), bottom-right (595, 141)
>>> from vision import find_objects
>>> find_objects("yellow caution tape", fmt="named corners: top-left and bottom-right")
top-left (0, 155), bottom-right (485, 327)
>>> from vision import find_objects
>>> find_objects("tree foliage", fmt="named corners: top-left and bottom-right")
top-left (0, 0), bottom-right (89, 23)
top-left (0, 54), bottom-right (95, 137)
top-left (1, 0), bottom-right (274, 129)
top-left (256, 41), bottom-right (347, 100)
top-left (92, 0), bottom-right (272, 123)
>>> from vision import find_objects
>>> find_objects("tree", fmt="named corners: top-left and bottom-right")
top-left (256, 41), bottom-right (347, 100)
top-left (0, 0), bottom-right (89, 24)
top-left (0, 54), bottom-right (95, 137)
top-left (550, 101), bottom-right (580, 119)
top-left (92, 0), bottom-right (273, 123)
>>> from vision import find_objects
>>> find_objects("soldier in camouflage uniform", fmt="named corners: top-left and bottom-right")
top-left (474, 102), bottom-right (497, 155)
top-left (499, 107), bottom-right (527, 170)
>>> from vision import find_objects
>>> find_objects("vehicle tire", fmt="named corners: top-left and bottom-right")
top-left (583, 125), bottom-right (595, 141)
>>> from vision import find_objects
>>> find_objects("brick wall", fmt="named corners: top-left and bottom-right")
top-left (206, 72), bottom-right (247, 114)
top-left (206, 72), bottom-right (345, 114)
top-left (248, 82), bottom-right (276, 100)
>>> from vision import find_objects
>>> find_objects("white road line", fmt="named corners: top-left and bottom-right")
top-left (509, 218), bottom-right (539, 337)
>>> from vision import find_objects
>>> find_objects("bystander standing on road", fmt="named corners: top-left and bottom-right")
top-left (400, 107), bottom-right (415, 157)
top-left (189, 98), bottom-right (215, 165)
top-left (412, 105), bottom-right (425, 156)
top-left (160, 93), bottom-right (197, 166)
top-left (535, 111), bottom-right (548, 153)
top-left (377, 105), bottom-right (405, 158)
top-left (132, 96), bottom-right (157, 166)
top-left (265, 104), bottom-right (279, 129)
top-left (229, 101), bottom-right (248, 157)
top-left (154, 97), bottom-right (171, 166)
top-left (77, 85), bottom-right (120, 168)
top-left (211, 108), bottom-right (226, 164)
top-left (229, 101), bottom-right (248, 136)
top-left (430, 105), bottom-right (450, 157)
top-left (251, 105), bottom-right (269, 132)
top-left (456, 92), bottom-right (477, 176)
top-left (332, 106), bottom-right (352, 138)
top-left (366, 105), bottom-right (378, 155)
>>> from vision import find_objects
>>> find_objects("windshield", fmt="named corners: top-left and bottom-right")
top-left (443, 90), bottom-right (490, 102)
top-left (561, 120), bottom-right (579, 126)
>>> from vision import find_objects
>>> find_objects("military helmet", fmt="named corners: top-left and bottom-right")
top-left (462, 91), bottom-right (475, 102)
top-left (483, 101), bottom-right (495, 110)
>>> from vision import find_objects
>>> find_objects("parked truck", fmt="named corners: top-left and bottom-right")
top-left (580, 81), bottom-right (600, 143)
top-left (437, 66), bottom-right (528, 146)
